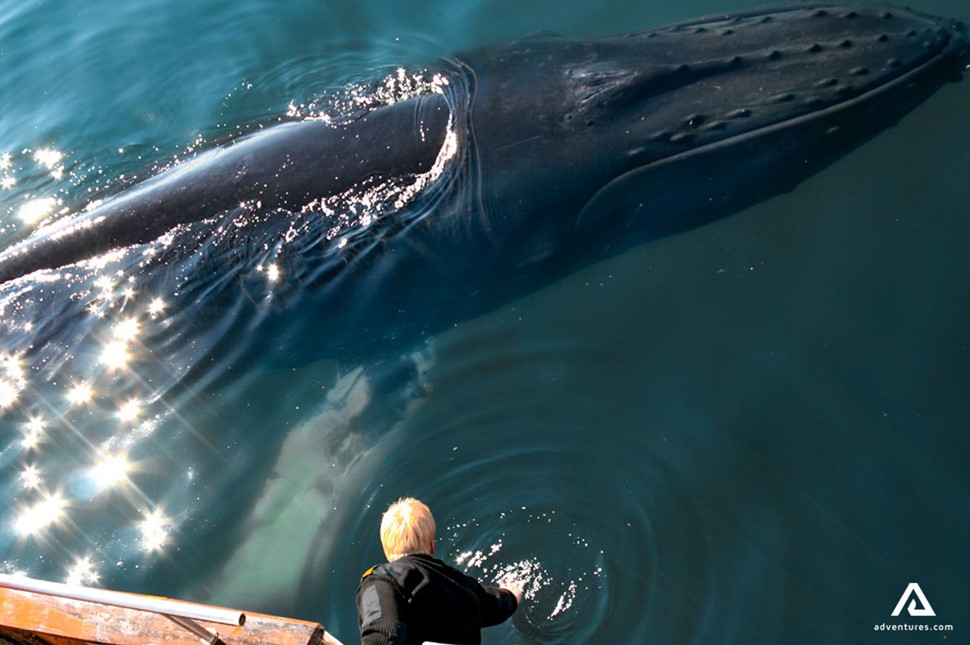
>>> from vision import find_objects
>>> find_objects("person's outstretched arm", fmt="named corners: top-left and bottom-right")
top-left (471, 574), bottom-right (523, 627)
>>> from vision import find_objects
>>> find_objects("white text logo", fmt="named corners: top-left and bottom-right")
top-left (891, 583), bottom-right (936, 617)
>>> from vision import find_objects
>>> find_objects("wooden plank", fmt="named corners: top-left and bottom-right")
top-left (2, 623), bottom-right (83, 644)
top-left (0, 586), bottom-right (331, 645)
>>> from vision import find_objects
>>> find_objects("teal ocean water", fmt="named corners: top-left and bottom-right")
top-left (1, 0), bottom-right (968, 642)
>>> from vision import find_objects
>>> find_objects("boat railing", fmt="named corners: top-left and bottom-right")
top-left (0, 573), bottom-right (340, 645)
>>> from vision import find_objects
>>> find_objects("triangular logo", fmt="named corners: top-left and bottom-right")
top-left (891, 582), bottom-right (936, 617)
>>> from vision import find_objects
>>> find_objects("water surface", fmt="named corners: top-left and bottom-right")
top-left (0, 1), bottom-right (968, 642)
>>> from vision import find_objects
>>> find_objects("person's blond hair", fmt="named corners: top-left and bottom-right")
top-left (380, 497), bottom-right (436, 561)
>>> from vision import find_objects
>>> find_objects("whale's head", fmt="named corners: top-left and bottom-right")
top-left (462, 3), bottom-right (968, 263)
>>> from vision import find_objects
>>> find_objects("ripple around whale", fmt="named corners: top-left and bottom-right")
top-left (1, 2), bottom-right (969, 643)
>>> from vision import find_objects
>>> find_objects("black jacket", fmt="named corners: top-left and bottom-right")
top-left (356, 553), bottom-right (518, 644)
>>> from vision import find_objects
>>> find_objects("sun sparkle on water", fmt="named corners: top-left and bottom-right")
top-left (138, 509), bottom-right (170, 553)
top-left (112, 317), bottom-right (140, 341)
top-left (20, 417), bottom-right (45, 451)
top-left (15, 492), bottom-right (67, 538)
top-left (116, 399), bottom-right (142, 424)
top-left (17, 197), bottom-right (59, 226)
top-left (32, 147), bottom-right (63, 169)
top-left (147, 297), bottom-right (166, 317)
top-left (2, 354), bottom-right (25, 381)
top-left (0, 355), bottom-right (27, 408)
top-left (91, 452), bottom-right (132, 490)
top-left (0, 381), bottom-right (20, 409)
top-left (65, 556), bottom-right (100, 586)
top-left (66, 382), bottom-right (95, 406)
top-left (264, 263), bottom-right (280, 283)
top-left (20, 465), bottom-right (42, 490)
top-left (100, 340), bottom-right (131, 370)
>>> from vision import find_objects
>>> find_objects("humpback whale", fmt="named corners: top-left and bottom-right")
top-left (0, 3), bottom-right (966, 358)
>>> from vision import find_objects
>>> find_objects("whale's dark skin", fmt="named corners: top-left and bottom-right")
top-left (0, 3), bottom-right (967, 358)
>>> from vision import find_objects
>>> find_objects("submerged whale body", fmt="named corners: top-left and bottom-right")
top-left (0, 3), bottom-right (967, 359)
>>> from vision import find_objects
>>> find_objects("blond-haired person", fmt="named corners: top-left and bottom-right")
top-left (357, 498), bottom-right (524, 644)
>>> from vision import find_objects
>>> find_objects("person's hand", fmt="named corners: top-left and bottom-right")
top-left (499, 576), bottom-right (525, 604)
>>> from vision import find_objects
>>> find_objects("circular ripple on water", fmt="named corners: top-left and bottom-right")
top-left (331, 355), bottom-right (669, 643)
top-left (314, 306), bottom-right (831, 642)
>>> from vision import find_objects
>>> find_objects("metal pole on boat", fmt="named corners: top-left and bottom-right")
top-left (0, 573), bottom-right (246, 626)
top-left (166, 614), bottom-right (227, 645)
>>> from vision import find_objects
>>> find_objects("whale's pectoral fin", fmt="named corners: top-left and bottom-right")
top-left (194, 346), bottom-right (436, 610)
